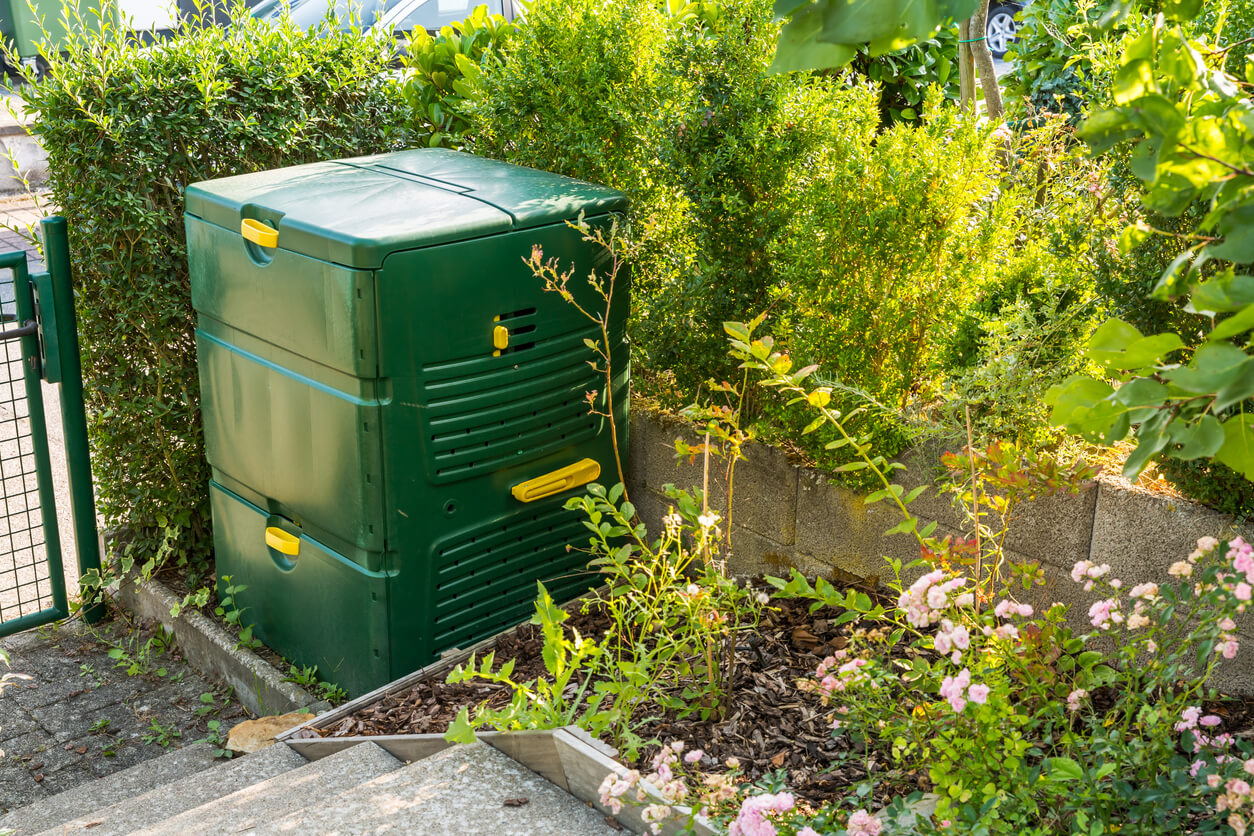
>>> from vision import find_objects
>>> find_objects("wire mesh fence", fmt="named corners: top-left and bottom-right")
top-left (0, 264), bottom-right (53, 623)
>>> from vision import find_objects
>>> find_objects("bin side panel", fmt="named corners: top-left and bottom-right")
top-left (197, 325), bottom-right (386, 564)
top-left (211, 482), bottom-right (391, 698)
top-left (187, 216), bottom-right (378, 378)
top-left (376, 219), bottom-right (629, 674)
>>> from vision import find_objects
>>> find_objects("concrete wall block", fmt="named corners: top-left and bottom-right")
top-left (726, 442), bottom-right (798, 545)
top-left (794, 470), bottom-right (939, 585)
top-left (640, 415), bottom-right (709, 499)
top-left (726, 525), bottom-right (796, 578)
top-left (1088, 482), bottom-right (1248, 584)
top-left (635, 412), bottom-right (797, 544)
top-left (1002, 482), bottom-right (1100, 570)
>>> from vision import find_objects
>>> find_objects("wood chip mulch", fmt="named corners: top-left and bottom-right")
top-left (303, 578), bottom-right (1254, 810)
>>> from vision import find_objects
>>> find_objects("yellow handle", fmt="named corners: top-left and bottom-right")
top-left (265, 526), bottom-right (300, 556)
top-left (493, 325), bottom-right (510, 350)
top-left (511, 458), bottom-right (601, 503)
top-left (241, 218), bottom-right (279, 248)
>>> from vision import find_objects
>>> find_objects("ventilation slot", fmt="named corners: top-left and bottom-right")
top-left (421, 329), bottom-right (603, 482)
top-left (431, 509), bottom-right (593, 645)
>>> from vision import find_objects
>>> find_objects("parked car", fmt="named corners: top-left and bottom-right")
top-left (986, 1), bottom-right (1027, 59)
top-left (249, 0), bottom-right (516, 37)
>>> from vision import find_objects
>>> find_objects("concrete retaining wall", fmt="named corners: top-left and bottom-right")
top-left (626, 409), bottom-right (1254, 691)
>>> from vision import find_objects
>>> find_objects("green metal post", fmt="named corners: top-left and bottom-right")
top-left (42, 216), bottom-right (103, 624)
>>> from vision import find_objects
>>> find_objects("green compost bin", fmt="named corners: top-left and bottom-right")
top-left (186, 149), bottom-right (629, 697)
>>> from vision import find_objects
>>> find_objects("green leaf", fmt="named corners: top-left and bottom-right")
top-left (1079, 108), bottom-right (1138, 154)
top-left (1047, 376), bottom-right (1116, 429)
top-left (1164, 343), bottom-right (1250, 393)
top-left (769, 6), bottom-right (857, 73)
top-left (1209, 224), bottom-right (1254, 264)
top-left (1190, 274), bottom-right (1254, 316)
top-left (444, 706), bottom-right (477, 743)
top-left (1124, 424), bottom-right (1171, 479)
top-left (1087, 319), bottom-right (1183, 370)
top-left (1217, 414), bottom-right (1254, 479)
top-left (1171, 414), bottom-right (1224, 460)
top-left (1160, 0), bottom-right (1203, 23)
top-left (1114, 378), bottom-right (1167, 408)
top-left (1044, 757), bottom-right (1085, 782)
top-left (1118, 223), bottom-right (1152, 255)
top-left (1214, 357), bottom-right (1254, 411)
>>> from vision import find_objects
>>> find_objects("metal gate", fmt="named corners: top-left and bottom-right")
top-left (0, 216), bottom-right (101, 636)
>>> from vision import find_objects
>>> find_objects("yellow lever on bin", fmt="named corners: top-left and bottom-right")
top-left (511, 458), bottom-right (601, 503)
top-left (241, 218), bottom-right (279, 248)
top-left (265, 526), bottom-right (300, 556)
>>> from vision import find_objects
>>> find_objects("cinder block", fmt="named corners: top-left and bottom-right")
top-left (1088, 482), bottom-right (1249, 583)
top-left (1003, 482), bottom-right (1099, 570)
top-left (794, 469), bottom-right (931, 584)
top-left (725, 525), bottom-right (796, 579)
top-left (636, 413), bottom-right (798, 544)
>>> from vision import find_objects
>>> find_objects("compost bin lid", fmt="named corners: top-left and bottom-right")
top-left (184, 149), bottom-right (628, 270)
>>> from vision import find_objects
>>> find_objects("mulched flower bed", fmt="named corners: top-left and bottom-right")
top-left (304, 581), bottom-right (901, 807)
top-left (305, 578), bottom-right (1254, 811)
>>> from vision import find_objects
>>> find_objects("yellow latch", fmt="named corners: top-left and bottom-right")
top-left (511, 458), bottom-right (601, 503)
top-left (241, 218), bottom-right (279, 248)
top-left (493, 325), bottom-right (510, 351)
top-left (265, 526), bottom-right (300, 556)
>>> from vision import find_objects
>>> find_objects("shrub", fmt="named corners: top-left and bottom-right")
top-left (940, 118), bottom-right (1107, 447)
top-left (18, 7), bottom-right (412, 583)
top-left (848, 24), bottom-right (961, 125)
top-left (401, 6), bottom-right (518, 149)
top-left (1002, 0), bottom-right (1134, 122)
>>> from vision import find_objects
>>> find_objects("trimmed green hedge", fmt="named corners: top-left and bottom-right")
top-left (20, 10), bottom-right (412, 582)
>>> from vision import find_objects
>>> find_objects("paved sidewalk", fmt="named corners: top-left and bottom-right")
top-left (0, 615), bottom-right (247, 814)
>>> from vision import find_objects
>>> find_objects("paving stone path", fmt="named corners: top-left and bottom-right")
top-left (0, 616), bottom-right (246, 814)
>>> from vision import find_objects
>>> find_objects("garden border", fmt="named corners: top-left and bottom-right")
top-left (112, 573), bottom-right (331, 717)
top-left (626, 408), bottom-right (1254, 693)
top-left (274, 640), bottom-right (719, 836)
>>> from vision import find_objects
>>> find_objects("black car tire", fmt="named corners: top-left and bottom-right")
top-left (986, 3), bottom-right (1021, 59)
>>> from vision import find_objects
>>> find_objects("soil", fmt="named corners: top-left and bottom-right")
top-left (307, 577), bottom-right (1254, 812)
top-left (304, 583), bottom-right (908, 807)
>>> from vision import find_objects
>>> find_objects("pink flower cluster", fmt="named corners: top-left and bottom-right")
top-left (1086, 596), bottom-right (1121, 630)
top-left (993, 599), bottom-right (1033, 619)
top-left (1066, 688), bottom-right (1088, 713)
top-left (933, 619), bottom-right (970, 664)
top-left (596, 741), bottom-right (699, 831)
top-left (846, 809), bottom-right (883, 836)
top-left (728, 791), bottom-right (794, 836)
top-left (1206, 758), bottom-right (1254, 835)
top-left (938, 668), bottom-right (989, 712)
top-left (1219, 617), bottom-right (1241, 660)
top-left (814, 652), bottom-right (871, 698)
top-left (1070, 560), bottom-right (1111, 591)
top-left (898, 570), bottom-right (971, 628)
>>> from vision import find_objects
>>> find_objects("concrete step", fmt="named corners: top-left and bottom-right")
top-left (134, 741), bottom-right (402, 836)
top-left (0, 743), bottom-right (219, 835)
top-left (36, 741), bottom-right (308, 836)
top-left (254, 741), bottom-right (625, 836)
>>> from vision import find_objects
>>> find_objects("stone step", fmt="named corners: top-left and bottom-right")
top-left (134, 741), bottom-right (402, 836)
top-left (36, 741), bottom-right (308, 836)
top-left (0, 743), bottom-right (219, 835)
top-left (253, 742), bottom-right (625, 836)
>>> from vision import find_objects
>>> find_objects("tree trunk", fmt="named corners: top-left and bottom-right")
top-left (958, 19), bottom-right (976, 113)
top-left (970, 0), bottom-right (1005, 119)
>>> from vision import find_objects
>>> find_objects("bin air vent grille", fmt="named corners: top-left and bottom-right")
top-left (431, 506), bottom-right (593, 648)
top-left (421, 328), bottom-right (602, 482)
